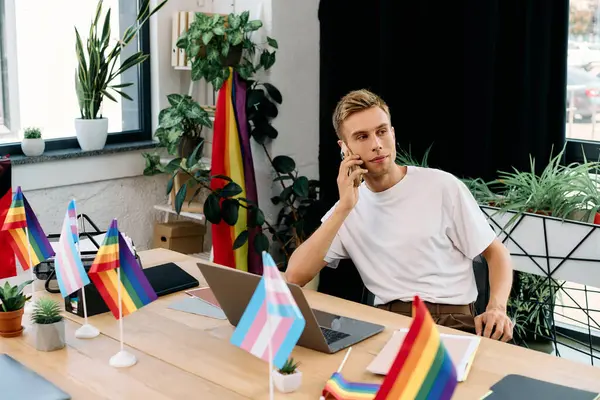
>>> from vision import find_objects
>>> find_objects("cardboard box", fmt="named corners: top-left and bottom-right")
top-left (153, 221), bottom-right (206, 254)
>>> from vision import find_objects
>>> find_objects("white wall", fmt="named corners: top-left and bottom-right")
top-left (9, 0), bottom-right (320, 278)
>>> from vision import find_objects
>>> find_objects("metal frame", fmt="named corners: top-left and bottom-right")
top-left (481, 205), bottom-right (600, 365)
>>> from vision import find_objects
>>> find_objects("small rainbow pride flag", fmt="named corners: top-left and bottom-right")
top-left (322, 372), bottom-right (381, 400)
top-left (88, 219), bottom-right (157, 319)
top-left (374, 295), bottom-right (458, 400)
top-left (0, 186), bottom-right (54, 270)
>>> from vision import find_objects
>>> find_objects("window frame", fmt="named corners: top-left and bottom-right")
top-left (0, 0), bottom-right (153, 157)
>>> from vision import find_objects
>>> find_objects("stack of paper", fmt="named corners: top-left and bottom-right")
top-left (366, 328), bottom-right (480, 382)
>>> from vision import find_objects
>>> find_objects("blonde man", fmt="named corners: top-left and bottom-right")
top-left (285, 89), bottom-right (514, 342)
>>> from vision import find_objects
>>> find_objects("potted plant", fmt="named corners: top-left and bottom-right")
top-left (0, 280), bottom-right (33, 338)
top-left (30, 298), bottom-right (65, 352)
top-left (21, 127), bottom-right (45, 156)
top-left (74, 0), bottom-right (167, 151)
top-left (176, 11), bottom-right (278, 90)
top-left (273, 357), bottom-right (302, 393)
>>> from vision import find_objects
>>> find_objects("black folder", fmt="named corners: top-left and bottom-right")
top-left (483, 374), bottom-right (600, 400)
top-left (0, 354), bottom-right (71, 399)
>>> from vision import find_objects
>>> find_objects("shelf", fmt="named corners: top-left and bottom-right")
top-left (154, 204), bottom-right (205, 222)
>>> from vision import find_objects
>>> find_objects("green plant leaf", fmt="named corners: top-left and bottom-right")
top-left (166, 173), bottom-right (175, 195)
top-left (221, 182), bottom-right (243, 197)
top-left (211, 174), bottom-right (233, 182)
top-left (174, 183), bottom-right (188, 214)
top-left (233, 230), bottom-right (249, 249)
top-left (221, 199), bottom-right (239, 225)
top-left (253, 208), bottom-right (265, 226)
top-left (213, 26), bottom-right (225, 35)
top-left (271, 196), bottom-right (281, 205)
top-left (167, 93), bottom-right (184, 107)
top-left (253, 232), bottom-right (270, 253)
top-left (267, 37), bottom-right (278, 49)
top-left (273, 156), bottom-right (296, 173)
top-left (204, 193), bottom-right (221, 224)
top-left (262, 83), bottom-right (282, 104)
top-left (187, 140), bottom-right (205, 168)
top-left (202, 31), bottom-right (214, 45)
top-left (293, 176), bottom-right (309, 198)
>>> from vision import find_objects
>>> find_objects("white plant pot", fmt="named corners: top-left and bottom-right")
top-left (273, 370), bottom-right (302, 393)
top-left (74, 118), bottom-right (108, 151)
top-left (21, 138), bottom-right (45, 157)
top-left (32, 320), bottom-right (65, 352)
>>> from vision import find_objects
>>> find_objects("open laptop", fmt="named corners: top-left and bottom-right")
top-left (197, 261), bottom-right (385, 354)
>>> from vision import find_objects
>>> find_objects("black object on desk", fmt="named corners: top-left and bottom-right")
top-left (483, 374), bottom-right (600, 400)
top-left (0, 353), bottom-right (71, 399)
top-left (64, 262), bottom-right (199, 318)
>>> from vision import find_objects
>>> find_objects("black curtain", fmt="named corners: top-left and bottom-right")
top-left (317, 0), bottom-right (569, 301)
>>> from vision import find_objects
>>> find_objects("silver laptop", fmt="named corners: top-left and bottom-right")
top-left (197, 261), bottom-right (384, 354)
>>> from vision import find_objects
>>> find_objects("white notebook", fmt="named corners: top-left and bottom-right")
top-left (366, 328), bottom-right (480, 382)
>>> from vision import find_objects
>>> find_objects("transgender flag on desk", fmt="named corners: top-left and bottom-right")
top-left (230, 251), bottom-right (306, 369)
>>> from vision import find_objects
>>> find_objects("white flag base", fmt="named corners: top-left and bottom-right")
top-left (75, 324), bottom-right (100, 339)
top-left (109, 350), bottom-right (137, 368)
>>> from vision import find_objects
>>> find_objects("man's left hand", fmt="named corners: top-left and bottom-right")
top-left (474, 307), bottom-right (513, 342)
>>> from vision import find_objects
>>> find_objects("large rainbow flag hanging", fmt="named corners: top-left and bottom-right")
top-left (88, 219), bottom-right (157, 319)
top-left (0, 157), bottom-right (15, 279)
top-left (211, 68), bottom-right (262, 275)
top-left (374, 295), bottom-right (458, 400)
top-left (0, 186), bottom-right (54, 272)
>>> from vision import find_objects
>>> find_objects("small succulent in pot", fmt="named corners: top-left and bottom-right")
top-left (21, 127), bottom-right (45, 156)
top-left (0, 280), bottom-right (33, 337)
top-left (273, 357), bottom-right (302, 393)
top-left (31, 297), bottom-right (65, 352)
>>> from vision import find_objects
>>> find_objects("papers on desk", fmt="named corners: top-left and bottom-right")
top-left (366, 328), bottom-right (480, 382)
top-left (481, 374), bottom-right (600, 400)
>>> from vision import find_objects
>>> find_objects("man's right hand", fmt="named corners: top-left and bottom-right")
top-left (337, 154), bottom-right (367, 212)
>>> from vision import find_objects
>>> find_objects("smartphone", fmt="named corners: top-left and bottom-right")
top-left (340, 143), bottom-right (363, 187)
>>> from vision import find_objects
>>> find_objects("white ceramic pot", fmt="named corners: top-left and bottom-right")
top-left (74, 118), bottom-right (108, 151)
top-left (33, 320), bottom-right (65, 352)
top-left (21, 138), bottom-right (45, 157)
top-left (273, 370), bottom-right (302, 393)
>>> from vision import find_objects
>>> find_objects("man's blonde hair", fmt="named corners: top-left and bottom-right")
top-left (332, 89), bottom-right (391, 139)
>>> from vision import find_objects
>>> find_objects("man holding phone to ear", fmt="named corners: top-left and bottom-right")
top-left (285, 89), bottom-right (514, 342)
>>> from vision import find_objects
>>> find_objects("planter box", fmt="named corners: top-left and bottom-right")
top-left (273, 370), bottom-right (302, 393)
top-left (480, 205), bottom-right (600, 288)
top-left (32, 320), bottom-right (65, 352)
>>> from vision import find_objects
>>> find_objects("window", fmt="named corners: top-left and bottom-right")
top-left (0, 0), bottom-right (152, 155)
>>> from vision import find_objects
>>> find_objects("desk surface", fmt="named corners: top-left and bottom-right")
top-left (6, 248), bottom-right (600, 399)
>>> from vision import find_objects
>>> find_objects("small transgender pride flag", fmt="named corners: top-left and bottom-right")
top-left (54, 200), bottom-right (89, 297)
top-left (230, 251), bottom-right (306, 369)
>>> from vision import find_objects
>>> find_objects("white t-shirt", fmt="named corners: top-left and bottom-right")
top-left (322, 166), bottom-right (497, 306)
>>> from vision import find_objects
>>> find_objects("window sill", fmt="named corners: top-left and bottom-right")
top-left (13, 140), bottom-right (161, 191)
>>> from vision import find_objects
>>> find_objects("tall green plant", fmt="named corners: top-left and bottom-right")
top-left (75, 0), bottom-right (168, 119)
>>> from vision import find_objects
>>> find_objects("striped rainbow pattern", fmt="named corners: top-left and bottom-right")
top-left (322, 372), bottom-right (381, 400)
top-left (374, 296), bottom-right (458, 400)
top-left (88, 219), bottom-right (157, 319)
top-left (54, 200), bottom-right (89, 297)
top-left (1, 186), bottom-right (26, 230)
top-left (230, 251), bottom-right (305, 369)
top-left (211, 69), bottom-right (261, 274)
top-left (1, 187), bottom-right (54, 270)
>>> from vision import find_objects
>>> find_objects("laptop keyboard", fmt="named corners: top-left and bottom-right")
top-left (320, 326), bottom-right (350, 344)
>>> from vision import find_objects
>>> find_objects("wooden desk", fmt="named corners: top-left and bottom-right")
top-left (7, 248), bottom-right (600, 399)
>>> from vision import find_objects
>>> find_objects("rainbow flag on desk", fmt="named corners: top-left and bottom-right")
top-left (230, 251), bottom-right (305, 369)
top-left (0, 186), bottom-right (54, 272)
top-left (88, 219), bottom-right (157, 319)
top-left (321, 295), bottom-right (457, 400)
top-left (374, 295), bottom-right (458, 400)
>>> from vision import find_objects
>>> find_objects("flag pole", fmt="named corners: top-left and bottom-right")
top-left (108, 258), bottom-right (136, 368)
top-left (24, 226), bottom-right (34, 314)
top-left (319, 347), bottom-right (353, 400)
top-left (267, 311), bottom-right (274, 400)
top-left (73, 200), bottom-right (99, 339)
